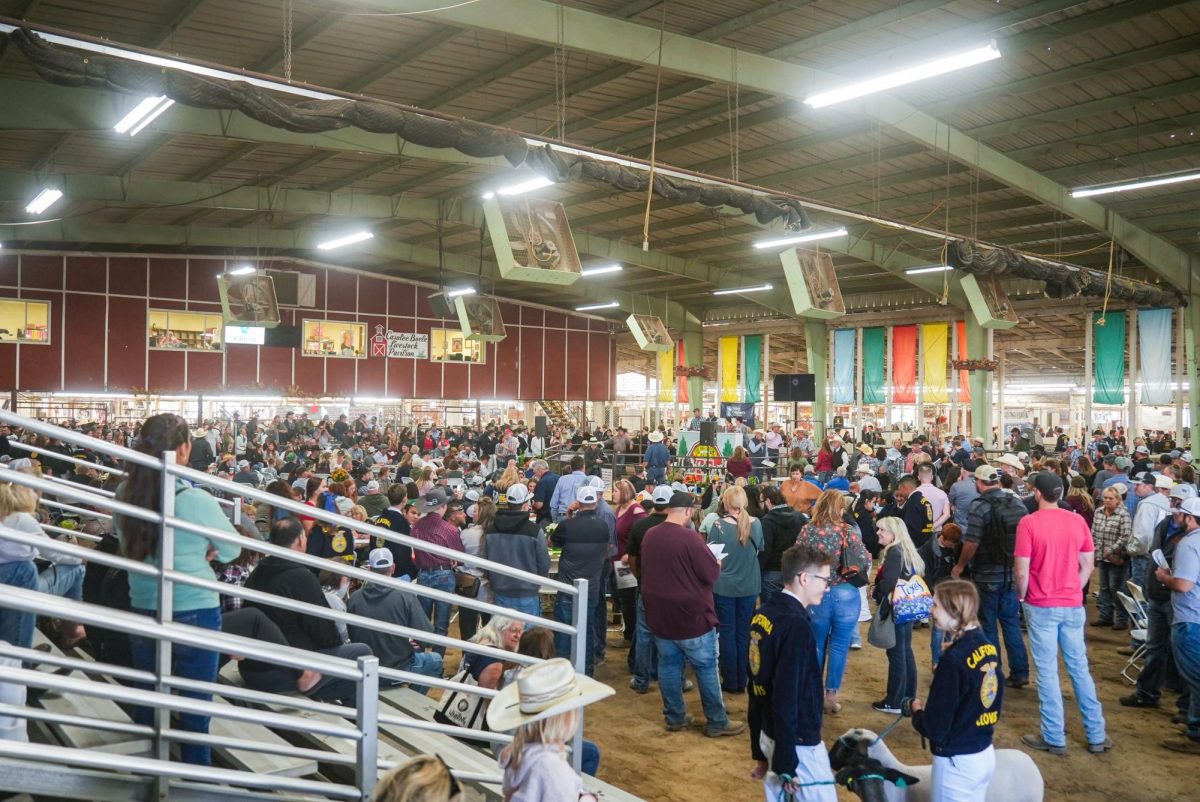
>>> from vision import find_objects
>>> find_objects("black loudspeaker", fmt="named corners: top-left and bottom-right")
top-left (535, 416), bottom-right (549, 438)
top-left (427, 292), bottom-right (456, 319)
top-left (699, 421), bottom-right (716, 446)
top-left (774, 373), bottom-right (816, 402)
top-left (263, 325), bottom-right (301, 348)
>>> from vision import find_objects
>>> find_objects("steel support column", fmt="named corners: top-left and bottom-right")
top-left (805, 322), bottom-right (828, 442)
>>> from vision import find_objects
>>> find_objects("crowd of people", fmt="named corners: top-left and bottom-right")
top-left (0, 409), bottom-right (1198, 801)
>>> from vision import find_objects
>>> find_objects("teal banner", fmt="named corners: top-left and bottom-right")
top-left (1093, 311), bottom-right (1125, 405)
top-left (744, 335), bottom-right (763, 403)
top-left (863, 327), bottom-right (885, 404)
top-left (833, 328), bottom-right (856, 404)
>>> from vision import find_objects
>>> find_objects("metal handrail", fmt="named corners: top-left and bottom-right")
top-left (6, 438), bottom-right (129, 475)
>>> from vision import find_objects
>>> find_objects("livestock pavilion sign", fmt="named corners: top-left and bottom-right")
top-left (370, 325), bottom-right (429, 359)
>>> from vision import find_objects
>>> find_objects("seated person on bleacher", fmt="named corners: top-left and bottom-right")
top-left (244, 517), bottom-right (372, 704)
top-left (347, 548), bottom-right (444, 695)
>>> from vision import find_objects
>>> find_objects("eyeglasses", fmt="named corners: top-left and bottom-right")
top-left (803, 572), bottom-right (833, 585)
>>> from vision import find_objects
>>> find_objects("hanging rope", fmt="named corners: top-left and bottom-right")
top-left (1097, 238), bottom-right (1116, 326)
top-left (641, 1), bottom-right (669, 252)
top-left (282, 0), bottom-right (294, 82)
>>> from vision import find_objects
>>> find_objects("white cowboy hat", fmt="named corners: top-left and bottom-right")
top-left (486, 658), bottom-right (614, 732)
top-left (996, 453), bottom-right (1024, 471)
top-left (647, 431), bottom-right (664, 442)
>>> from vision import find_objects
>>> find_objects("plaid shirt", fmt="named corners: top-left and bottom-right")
top-left (1091, 504), bottom-right (1132, 560)
top-left (411, 513), bottom-right (466, 570)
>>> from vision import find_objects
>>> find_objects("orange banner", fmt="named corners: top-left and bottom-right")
top-left (956, 321), bottom-right (970, 403)
top-left (892, 325), bottom-right (917, 404)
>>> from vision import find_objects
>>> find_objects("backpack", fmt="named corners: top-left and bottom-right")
top-left (977, 494), bottom-right (1019, 569)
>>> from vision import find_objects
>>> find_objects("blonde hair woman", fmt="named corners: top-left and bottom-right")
top-left (705, 485), bottom-right (764, 693)
top-left (871, 516), bottom-right (926, 714)
top-left (798, 489), bottom-right (871, 713)
top-left (371, 754), bottom-right (464, 802)
top-left (495, 464), bottom-right (521, 495)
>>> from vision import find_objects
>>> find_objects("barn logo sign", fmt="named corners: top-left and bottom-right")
top-left (371, 325), bottom-right (430, 359)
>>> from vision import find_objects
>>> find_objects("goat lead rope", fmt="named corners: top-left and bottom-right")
top-left (873, 711), bottom-right (906, 744)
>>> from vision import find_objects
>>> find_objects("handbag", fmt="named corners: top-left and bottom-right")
top-left (454, 570), bottom-right (481, 598)
top-left (837, 525), bottom-right (868, 588)
top-left (433, 663), bottom-right (489, 731)
top-left (891, 573), bottom-right (934, 625)
top-left (867, 600), bottom-right (896, 649)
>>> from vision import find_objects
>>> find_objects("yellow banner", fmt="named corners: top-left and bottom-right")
top-left (719, 336), bottom-right (740, 402)
top-left (921, 322), bottom-right (949, 404)
top-left (657, 348), bottom-right (675, 402)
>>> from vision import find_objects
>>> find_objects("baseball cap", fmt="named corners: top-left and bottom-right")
top-left (465, 489), bottom-right (481, 503)
top-left (670, 481), bottom-right (689, 494)
top-left (1183, 450), bottom-right (1193, 462)
top-left (368, 548), bottom-right (394, 570)
top-left (505, 483), bottom-right (531, 505)
top-left (1114, 456), bottom-right (1132, 470)
top-left (1135, 444), bottom-right (1149, 454)
top-left (650, 485), bottom-right (674, 506)
top-left (1139, 472), bottom-right (1157, 485)
top-left (291, 477), bottom-right (309, 492)
top-left (1032, 472), bottom-right (1063, 501)
top-left (974, 464), bottom-right (1000, 483)
top-left (334, 496), bottom-right (354, 515)
top-left (575, 485), bottom-right (599, 504)
top-left (238, 459), bottom-right (250, 468)
top-left (1170, 484), bottom-right (1197, 501)
top-left (666, 491), bottom-right (695, 508)
top-left (1180, 497), bottom-right (1200, 519)
top-left (961, 459), bottom-right (979, 473)
top-left (365, 480), bottom-right (380, 493)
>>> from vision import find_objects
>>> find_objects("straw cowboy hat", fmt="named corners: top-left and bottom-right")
top-left (995, 453), bottom-right (1024, 471)
top-left (856, 443), bottom-right (873, 457)
top-left (486, 658), bottom-right (614, 732)
top-left (647, 431), bottom-right (664, 443)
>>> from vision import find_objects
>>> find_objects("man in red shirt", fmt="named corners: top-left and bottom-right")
top-left (640, 491), bottom-right (746, 738)
top-left (1015, 472), bottom-right (1111, 756)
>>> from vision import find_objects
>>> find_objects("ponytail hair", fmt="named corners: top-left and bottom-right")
top-left (934, 579), bottom-right (980, 645)
top-left (117, 413), bottom-right (191, 562)
top-left (720, 485), bottom-right (753, 546)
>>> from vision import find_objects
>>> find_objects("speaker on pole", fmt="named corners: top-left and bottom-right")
top-left (773, 373), bottom-right (816, 403)
top-left (535, 416), bottom-right (550, 438)
top-left (699, 420), bottom-right (717, 446)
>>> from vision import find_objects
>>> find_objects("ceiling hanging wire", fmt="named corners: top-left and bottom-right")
top-left (726, 50), bottom-right (740, 183)
top-left (554, 2), bottom-right (568, 144)
top-left (640, 1), bottom-right (669, 252)
top-left (940, 122), bottom-right (952, 304)
top-left (282, 0), bottom-right (294, 82)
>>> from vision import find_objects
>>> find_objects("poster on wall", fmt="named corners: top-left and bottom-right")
top-left (720, 402), bottom-right (756, 428)
top-left (385, 331), bottom-right (429, 359)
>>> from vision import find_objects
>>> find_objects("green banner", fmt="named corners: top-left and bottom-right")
top-left (744, 335), bottom-right (763, 403)
top-left (1093, 311), bottom-right (1125, 405)
top-left (863, 327), bottom-right (885, 404)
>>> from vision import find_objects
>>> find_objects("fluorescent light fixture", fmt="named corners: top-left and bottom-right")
top-left (446, 287), bottom-right (476, 298)
top-left (753, 227), bottom-right (848, 250)
top-left (580, 264), bottom-right (623, 277)
top-left (316, 230), bottom-right (374, 250)
top-left (227, 264), bottom-right (256, 276)
top-left (575, 301), bottom-right (619, 311)
top-left (1070, 170), bottom-right (1200, 198)
top-left (804, 42), bottom-right (1001, 108)
top-left (25, 188), bottom-right (63, 215)
top-left (904, 265), bottom-right (953, 275)
top-left (113, 95), bottom-right (175, 136)
top-left (481, 176), bottom-right (554, 199)
top-left (713, 283), bottom-right (774, 296)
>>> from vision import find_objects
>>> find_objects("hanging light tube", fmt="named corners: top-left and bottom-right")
top-left (481, 176), bottom-right (554, 199)
top-left (25, 188), bottom-right (63, 215)
top-left (753, 227), bottom-right (848, 250)
top-left (113, 95), bottom-right (175, 136)
top-left (227, 264), bottom-right (256, 276)
top-left (904, 265), bottom-right (953, 275)
top-left (316, 231), bottom-right (374, 250)
top-left (580, 264), bottom-right (623, 277)
top-left (446, 287), bottom-right (477, 297)
top-left (713, 283), bottom-right (773, 296)
top-left (805, 42), bottom-right (1001, 109)
top-left (575, 301), bottom-right (619, 311)
top-left (1070, 170), bottom-right (1200, 198)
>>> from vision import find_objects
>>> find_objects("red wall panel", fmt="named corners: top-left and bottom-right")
top-left (106, 297), bottom-right (146, 390)
top-left (148, 258), bottom-right (186, 299)
top-left (413, 320), bottom-right (441, 398)
top-left (108, 257), bottom-right (147, 296)
top-left (63, 293), bottom-right (106, 390)
top-left (65, 256), bottom-right (107, 293)
top-left (495, 334), bottom-right (520, 399)
top-left (148, 349), bottom-right (186, 392)
top-left (358, 276), bottom-right (387, 316)
top-left (325, 357), bottom-right (356, 397)
top-left (517, 326), bottom-right (542, 400)
top-left (187, 351), bottom-right (223, 391)
top-left (20, 255), bottom-right (62, 290)
top-left (468, 344), bottom-right (495, 399)
top-left (388, 282), bottom-right (415, 317)
top-left (186, 259), bottom-right (224, 303)
top-left (18, 290), bottom-right (62, 391)
top-left (224, 344), bottom-right (258, 388)
top-left (292, 353), bottom-right (325, 396)
top-left (587, 333), bottom-right (613, 401)
top-left (384, 314), bottom-right (416, 398)
top-left (326, 271), bottom-right (357, 313)
top-left (0, 341), bottom-right (15, 389)
top-left (541, 328), bottom-right (567, 401)
top-left (442, 360), bottom-right (469, 400)
top-left (564, 330), bottom-right (589, 401)
top-left (544, 310), bottom-right (566, 330)
top-left (356, 315), bottom-right (387, 396)
top-left (258, 346), bottom-right (293, 391)
top-left (0, 254), bottom-right (18, 287)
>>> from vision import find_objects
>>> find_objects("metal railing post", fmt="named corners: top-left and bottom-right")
top-left (232, 496), bottom-right (242, 527)
top-left (569, 577), bottom-right (588, 774)
top-left (155, 450), bottom-right (176, 800)
top-left (356, 655), bottom-right (380, 801)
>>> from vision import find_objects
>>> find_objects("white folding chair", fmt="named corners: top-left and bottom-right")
top-left (1127, 580), bottom-right (1150, 619)
top-left (1116, 592), bottom-right (1148, 684)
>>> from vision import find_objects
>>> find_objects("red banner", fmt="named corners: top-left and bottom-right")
top-left (956, 321), bottom-right (970, 403)
top-left (676, 339), bottom-right (688, 404)
top-left (892, 325), bottom-right (917, 404)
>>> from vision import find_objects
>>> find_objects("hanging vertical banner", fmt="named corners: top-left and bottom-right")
top-left (956, 321), bottom-right (971, 403)
top-left (675, 339), bottom-right (689, 405)
top-left (1138, 308), bottom-right (1172, 405)
top-left (1093, 311), bottom-right (1126, 405)
top-left (892, 325), bottom-right (918, 403)
top-left (657, 348), bottom-right (675, 402)
top-left (744, 335), bottom-right (763, 404)
top-left (921, 323), bottom-right (949, 404)
top-left (719, 336), bottom-right (740, 402)
top-left (833, 328), bottom-right (856, 403)
top-left (863, 327), bottom-right (885, 404)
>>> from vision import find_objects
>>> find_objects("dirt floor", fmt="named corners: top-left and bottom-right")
top-left (577, 619), bottom-right (1196, 802)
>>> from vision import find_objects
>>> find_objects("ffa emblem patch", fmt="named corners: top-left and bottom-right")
top-left (331, 531), bottom-right (347, 554)
top-left (748, 632), bottom-right (762, 676)
top-left (980, 663), bottom-right (999, 708)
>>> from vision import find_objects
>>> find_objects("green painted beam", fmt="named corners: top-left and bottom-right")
top-left (253, 10), bottom-right (341, 74)
top-left (342, 29), bottom-right (460, 94)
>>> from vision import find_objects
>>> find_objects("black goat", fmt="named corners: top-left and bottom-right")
top-left (829, 733), bottom-right (920, 802)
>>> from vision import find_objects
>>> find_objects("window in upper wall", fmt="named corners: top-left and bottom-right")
top-left (0, 299), bottom-right (51, 344)
top-left (430, 328), bottom-right (485, 364)
top-left (148, 309), bottom-right (224, 351)
top-left (302, 319), bottom-right (366, 358)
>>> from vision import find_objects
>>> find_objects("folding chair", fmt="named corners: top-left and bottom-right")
top-left (1116, 592), bottom-right (1148, 684)
top-left (1127, 580), bottom-right (1150, 618)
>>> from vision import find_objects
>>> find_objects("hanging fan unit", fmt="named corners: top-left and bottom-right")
top-left (626, 314), bottom-right (672, 352)
top-left (959, 273), bottom-right (1018, 329)
top-left (779, 249), bottom-right (845, 319)
top-left (483, 196), bottom-right (582, 286)
top-left (456, 294), bottom-right (507, 343)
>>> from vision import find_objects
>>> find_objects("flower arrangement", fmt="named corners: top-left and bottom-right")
top-left (330, 468), bottom-right (350, 483)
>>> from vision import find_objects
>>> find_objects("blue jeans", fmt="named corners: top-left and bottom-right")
top-left (631, 592), bottom-right (658, 688)
top-left (760, 571), bottom-right (782, 606)
top-left (1096, 561), bottom-right (1129, 624)
top-left (714, 593), bottom-right (756, 691)
top-left (655, 628), bottom-right (728, 730)
top-left (0, 561), bottom-right (38, 649)
top-left (401, 650), bottom-right (445, 696)
top-left (1023, 604), bottom-right (1107, 747)
top-left (554, 592), bottom-right (596, 676)
top-left (581, 739), bottom-right (601, 776)
top-left (129, 606), bottom-right (222, 766)
top-left (884, 621), bottom-right (916, 706)
top-left (809, 582), bottom-right (860, 692)
top-left (417, 568), bottom-right (456, 654)
top-left (976, 579), bottom-right (1029, 680)
top-left (1171, 622), bottom-right (1200, 740)
top-left (493, 592), bottom-right (542, 621)
top-left (592, 565), bottom-right (610, 660)
top-left (38, 562), bottom-right (85, 601)
top-left (1136, 598), bottom-right (1180, 704)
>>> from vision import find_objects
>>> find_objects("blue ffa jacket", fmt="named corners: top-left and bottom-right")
top-left (747, 591), bottom-right (823, 777)
top-left (912, 628), bottom-right (1003, 757)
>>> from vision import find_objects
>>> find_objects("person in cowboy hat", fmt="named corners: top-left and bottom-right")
top-left (643, 430), bottom-right (671, 485)
top-left (853, 441), bottom-right (878, 474)
top-left (488, 658), bottom-right (613, 801)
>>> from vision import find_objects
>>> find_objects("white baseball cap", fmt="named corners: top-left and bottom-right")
top-left (368, 548), bottom-right (394, 570)
top-left (650, 485), bottom-right (673, 506)
top-left (575, 485), bottom-right (599, 504)
top-left (505, 483), bottom-right (531, 505)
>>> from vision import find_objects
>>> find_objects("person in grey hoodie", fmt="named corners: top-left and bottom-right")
top-left (347, 548), bottom-right (443, 694)
top-left (482, 483), bottom-right (550, 619)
